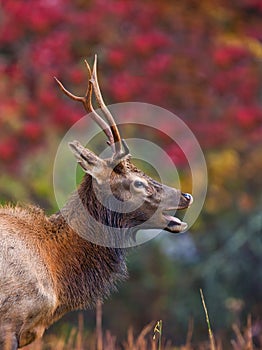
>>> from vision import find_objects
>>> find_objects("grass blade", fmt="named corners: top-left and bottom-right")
top-left (200, 289), bottom-right (216, 350)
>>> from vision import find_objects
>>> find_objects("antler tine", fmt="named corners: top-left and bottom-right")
top-left (54, 63), bottom-right (114, 146)
top-left (90, 55), bottom-right (123, 157)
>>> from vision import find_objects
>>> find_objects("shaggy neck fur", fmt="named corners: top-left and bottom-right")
top-left (47, 174), bottom-right (129, 317)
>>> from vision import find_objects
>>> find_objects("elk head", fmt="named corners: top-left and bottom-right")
top-left (55, 56), bottom-right (193, 245)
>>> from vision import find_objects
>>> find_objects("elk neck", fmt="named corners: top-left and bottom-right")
top-left (46, 174), bottom-right (129, 315)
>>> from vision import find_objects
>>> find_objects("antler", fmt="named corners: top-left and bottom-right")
top-left (54, 60), bottom-right (114, 146)
top-left (54, 56), bottom-right (129, 161)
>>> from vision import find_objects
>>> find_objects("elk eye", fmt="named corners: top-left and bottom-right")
top-left (133, 180), bottom-right (146, 189)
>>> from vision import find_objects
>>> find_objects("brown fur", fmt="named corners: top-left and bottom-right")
top-left (0, 177), bottom-right (128, 348)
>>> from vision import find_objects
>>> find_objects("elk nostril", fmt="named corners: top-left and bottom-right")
top-left (182, 193), bottom-right (193, 203)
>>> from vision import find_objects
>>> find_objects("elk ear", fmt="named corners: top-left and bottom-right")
top-left (69, 140), bottom-right (108, 184)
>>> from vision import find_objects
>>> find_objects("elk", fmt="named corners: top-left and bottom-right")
top-left (0, 56), bottom-right (193, 349)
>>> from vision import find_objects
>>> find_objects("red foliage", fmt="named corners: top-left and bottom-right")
top-left (107, 49), bottom-right (127, 68)
top-left (23, 122), bottom-right (43, 141)
top-left (234, 106), bottom-right (262, 129)
top-left (0, 138), bottom-right (18, 161)
top-left (0, 0), bottom-right (261, 174)
top-left (213, 46), bottom-right (249, 67)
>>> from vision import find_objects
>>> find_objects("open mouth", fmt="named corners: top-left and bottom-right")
top-left (162, 193), bottom-right (193, 233)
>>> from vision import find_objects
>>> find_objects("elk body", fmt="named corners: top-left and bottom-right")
top-left (0, 57), bottom-right (193, 349)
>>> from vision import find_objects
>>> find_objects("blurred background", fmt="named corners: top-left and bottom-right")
top-left (0, 0), bottom-right (261, 348)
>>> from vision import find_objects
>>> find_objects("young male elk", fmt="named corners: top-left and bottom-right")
top-left (0, 56), bottom-right (193, 349)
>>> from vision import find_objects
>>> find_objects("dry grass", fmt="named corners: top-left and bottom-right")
top-left (23, 314), bottom-right (261, 350)
top-left (22, 292), bottom-right (261, 350)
